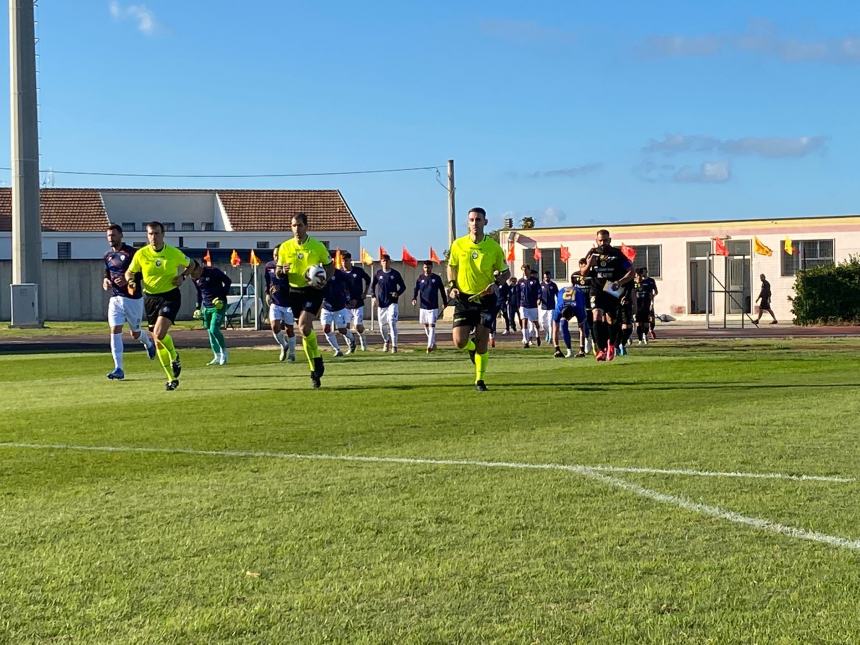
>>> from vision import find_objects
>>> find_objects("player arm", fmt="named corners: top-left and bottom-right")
top-left (439, 277), bottom-right (449, 307)
top-left (395, 273), bottom-right (407, 296)
top-left (124, 255), bottom-right (140, 284)
top-left (446, 263), bottom-right (460, 298)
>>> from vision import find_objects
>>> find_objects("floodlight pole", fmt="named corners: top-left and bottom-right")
top-left (447, 159), bottom-right (455, 247)
top-left (9, 0), bottom-right (42, 325)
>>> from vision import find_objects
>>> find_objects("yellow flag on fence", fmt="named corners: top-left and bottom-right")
top-left (360, 248), bottom-right (374, 265)
top-left (334, 248), bottom-right (343, 269)
top-left (783, 238), bottom-right (793, 256)
top-left (753, 236), bottom-right (773, 256)
top-left (249, 250), bottom-right (261, 266)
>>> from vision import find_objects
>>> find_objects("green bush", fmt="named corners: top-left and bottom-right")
top-left (791, 255), bottom-right (860, 324)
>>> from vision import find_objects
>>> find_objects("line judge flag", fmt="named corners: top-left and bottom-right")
top-left (754, 236), bottom-right (773, 257)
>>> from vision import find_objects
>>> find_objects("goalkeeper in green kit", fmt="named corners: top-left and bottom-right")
top-left (191, 263), bottom-right (232, 365)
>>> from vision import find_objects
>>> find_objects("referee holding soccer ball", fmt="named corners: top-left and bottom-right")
top-left (276, 212), bottom-right (334, 388)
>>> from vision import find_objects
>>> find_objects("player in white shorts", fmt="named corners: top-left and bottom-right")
top-left (341, 251), bottom-right (371, 351)
top-left (103, 224), bottom-right (156, 379)
top-left (320, 269), bottom-right (356, 356)
top-left (412, 260), bottom-right (448, 352)
top-left (264, 247), bottom-right (296, 362)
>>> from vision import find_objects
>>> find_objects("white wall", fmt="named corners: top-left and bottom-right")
top-left (102, 191), bottom-right (220, 231)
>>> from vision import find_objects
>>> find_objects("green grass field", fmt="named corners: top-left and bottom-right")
top-left (1, 339), bottom-right (858, 643)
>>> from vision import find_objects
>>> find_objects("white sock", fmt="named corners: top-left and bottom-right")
top-left (137, 330), bottom-right (153, 350)
top-left (428, 325), bottom-right (436, 347)
top-left (288, 335), bottom-right (296, 355)
top-left (423, 326), bottom-right (431, 339)
top-left (325, 331), bottom-right (340, 352)
top-left (356, 332), bottom-right (366, 349)
top-left (521, 327), bottom-right (529, 343)
top-left (274, 330), bottom-right (287, 348)
top-left (110, 332), bottom-right (123, 369)
top-left (380, 328), bottom-right (389, 344)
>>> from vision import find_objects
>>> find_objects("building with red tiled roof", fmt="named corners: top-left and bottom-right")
top-left (0, 188), bottom-right (365, 260)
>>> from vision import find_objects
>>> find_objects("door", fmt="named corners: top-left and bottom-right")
top-left (688, 242), bottom-right (712, 314)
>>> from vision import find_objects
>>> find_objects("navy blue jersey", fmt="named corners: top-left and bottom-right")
top-left (539, 280), bottom-right (559, 310)
top-left (497, 281), bottom-right (511, 306)
top-left (413, 273), bottom-right (448, 309)
top-left (372, 268), bottom-right (406, 307)
top-left (264, 260), bottom-right (291, 307)
top-left (322, 269), bottom-right (351, 311)
top-left (586, 246), bottom-right (632, 289)
top-left (343, 265), bottom-right (372, 308)
top-left (517, 276), bottom-right (541, 308)
top-left (194, 267), bottom-right (232, 308)
top-left (103, 243), bottom-right (142, 299)
top-left (573, 274), bottom-right (593, 308)
top-left (635, 277), bottom-right (657, 304)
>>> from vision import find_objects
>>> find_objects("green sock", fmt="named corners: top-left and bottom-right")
top-left (154, 340), bottom-right (174, 381)
top-left (464, 338), bottom-right (476, 352)
top-left (302, 330), bottom-right (320, 370)
top-left (475, 351), bottom-right (487, 382)
top-left (161, 334), bottom-right (177, 361)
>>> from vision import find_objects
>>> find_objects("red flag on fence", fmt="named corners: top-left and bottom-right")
top-left (559, 244), bottom-right (570, 263)
top-left (429, 247), bottom-right (442, 264)
top-left (378, 246), bottom-right (389, 260)
top-left (714, 237), bottom-right (729, 257)
top-left (402, 246), bottom-right (418, 268)
top-left (533, 247), bottom-right (542, 262)
top-left (620, 243), bottom-right (636, 261)
top-left (203, 249), bottom-right (212, 267)
top-left (506, 240), bottom-right (515, 262)
top-left (230, 249), bottom-right (241, 267)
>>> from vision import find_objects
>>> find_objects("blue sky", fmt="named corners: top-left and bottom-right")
top-left (2, 1), bottom-right (860, 253)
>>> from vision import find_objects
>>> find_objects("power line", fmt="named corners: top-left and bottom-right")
top-left (0, 163), bottom-right (445, 179)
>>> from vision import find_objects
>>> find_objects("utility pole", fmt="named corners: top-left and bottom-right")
top-left (9, 0), bottom-right (42, 326)
top-left (447, 159), bottom-right (455, 247)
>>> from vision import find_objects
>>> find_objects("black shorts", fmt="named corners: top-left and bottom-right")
top-left (618, 299), bottom-right (634, 326)
top-left (144, 289), bottom-right (182, 328)
top-left (636, 301), bottom-right (651, 323)
top-left (452, 293), bottom-right (497, 330)
top-left (288, 286), bottom-right (324, 319)
top-left (760, 299), bottom-right (771, 310)
top-left (589, 290), bottom-right (619, 315)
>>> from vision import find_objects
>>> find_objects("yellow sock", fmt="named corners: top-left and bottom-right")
top-left (154, 339), bottom-right (174, 381)
top-left (160, 334), bottom-right (177, 361)
top-left (302, 330), bottom-right (320, 370)
top-left (475, 351), bottom-right (487, 382)
top-left (464, 338), bottom-right (476, 352)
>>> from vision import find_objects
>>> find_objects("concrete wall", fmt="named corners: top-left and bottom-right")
top-left (0, 260), bottom-right (445, 321)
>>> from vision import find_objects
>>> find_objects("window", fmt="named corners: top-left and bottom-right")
top-left (727, 240), bottom-right (750, 256)
top-left (206, 241), bottom-right (220, 249)
top-left (688, 241), bottom-right (711, 258)
top-left (178, 236), bottom-right (185, 247)
top-left (256, 241), bottom-right (270, 249)
top-left (630, 244), bottom-right (662, 278)
top-left (201, 222), bottom-right (214, 231)
top-left (57, 242), bottom-right (71, 259)
top-left (781, 239), bottom-right (835, 276)
top-left (520, 248), bottom-right (567, 280)
top-left (121, 222), bottom-right (136, 232)
top-left (181, 222), bottom-right (195, 231)
top-left (163, 222), bottom-right (175, 232)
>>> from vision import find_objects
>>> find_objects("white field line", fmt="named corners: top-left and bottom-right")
top-left (2, 442), bottom-right (859, 551)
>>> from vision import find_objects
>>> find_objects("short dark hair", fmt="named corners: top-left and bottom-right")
top-left (596, 228), bottom-right (610, 238)
top-left (381, 253), bottom-right (391, 261)
top-left (468, 207), bottom-right (487, 218)
top-left (293, 212), bottom-right (308, 225)
top-left (543, 271), bottom-right (551, 277)
top-left (578, 257), bottom-right (587, 264)
top-left (637, 267), bottom-right (647, 274)
top-left (570, 272), bottom-right (579, 282)
top-left (423, 260), bottom-right (433, 267)
top-left (342, 251), bottom-right (352, 259)
top-left (521, 264), bottom-right (531, 271)
top-left (146, 221), bottom-right (165, 234)
top-left (107, 224), bottom-right (123, 234)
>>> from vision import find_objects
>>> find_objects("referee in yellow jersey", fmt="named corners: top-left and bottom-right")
top-left (126, 221), bottom-right (197, 391)
top-left (276, 212), bottom-right (335, 388)
top-left (447, 207), bottom-right (510, 391)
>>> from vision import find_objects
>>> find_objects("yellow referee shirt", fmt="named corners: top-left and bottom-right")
top-left (276, 236), bottom-right (332, 289)
top-left (448, 234), bottom-right (506, 294)
top-left (127, 244), bottom-right (191, 295)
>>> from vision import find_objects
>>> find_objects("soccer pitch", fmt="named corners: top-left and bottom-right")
top-left (1, 340), bottom-right (858, 642)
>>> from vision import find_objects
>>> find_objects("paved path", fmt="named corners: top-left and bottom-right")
top-left (1, 321), bottom-right (858, 354)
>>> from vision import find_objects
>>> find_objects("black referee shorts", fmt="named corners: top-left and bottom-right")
top-left (288, 286), bottom-right (324, 319)
top-left (452, 293), bottom-right (497, 330)
top-left (144, 288), bottom-right (182, 328)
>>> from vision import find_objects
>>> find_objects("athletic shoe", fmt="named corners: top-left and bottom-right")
top-left (565, 348), bottom-right (572, 358)
top-left (606, 345), bottom-right (616, 361)
top-left (522, 341), bottom-right (529, 348)
top-left (595, 350), bottom-right (606, 362)
top-left (333, 350), bottom-right (344, 357)
top-left (501, 330), bottom-right (509, 335)
top-left (310, 372), bottom-right (321, 389)
top-left (313, 356), bottom-right (325, 378)
top-left (426, 347), bottom-right (432, 354)
top-left (383, 341), bottom-right (390, 353)
top-left (171, 355), bottom-right (182, 378)
top-left (770, 320), bottom-right (778, 325)
top-left (218, 351), bottom-right (228, 365)
top-left (279, 345), bottom-right (287, 362)
top-left (391, 346), bottom-right (398, 353)
top-left (287, 353), bottom-right (296, 363)
top-left (553, 348), bottom-right (564, 358)
top-left (359, 341), bottom-right (367, 351)
top-left (145, 342), bottom-right (156, 360)
top-left (165, 379), bottom-right (179, 391)
top-left (207, 356), bottom-right (220, 366)
top-left (346, 337), bottom-right (356, 354)
top-left (575, 350), bottom-right (586, 358)
top-left (475, 380), bottom-right (488, 392)
top-left (106, 368), bottom-right (125, 380)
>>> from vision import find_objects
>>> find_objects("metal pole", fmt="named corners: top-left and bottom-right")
top-left (10, 0), bottom-right (42, 325)
top-left (447, 159), bottom-right (455, 247)
top-left (239, 267), bottom-right (244, 329)
top-left (253, 263), bottom-right (260, 330)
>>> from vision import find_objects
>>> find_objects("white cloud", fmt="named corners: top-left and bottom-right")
top-left (109, 1), bottom-right (159, 36)
top-left (539, 207), bottom-right (568, 225)
top-left (525, 163), bottom-right (602, 179)
top-left (634, 159), bottom-right (731, 184)
top-left (643, 134), bottom-right (827, 158)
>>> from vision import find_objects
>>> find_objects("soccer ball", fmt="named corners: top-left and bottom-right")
top-left (305, 264), bottom-right (327, 288)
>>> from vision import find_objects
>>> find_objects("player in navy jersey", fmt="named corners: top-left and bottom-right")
top-left (371, 254), bottom-right (407, 352)
top-left (264, 247), bottom-right (296, 362)
top-left (538, 271), bottom-right (559, 345)
top-left (517, 265), bottom-right (542, 348)
top-left (505, 276), bottom-right (520, 334)
top-left (412, 261), bottom-right (448, 353)
top-left (341, 252), bottom-right (372, 351)
top-left (191, 263), bottom-right (232, 365)
top-left (572, 258), bottom-right (594, 356)
top-left (583, 229), bottom-right (635, 362)
top-left (321, 269), bottom-right (356, 356)
top-left (102, 224), bottom-right (156, 379)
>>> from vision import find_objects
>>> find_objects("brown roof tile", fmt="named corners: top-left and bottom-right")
top-left (0, 188), bottom-right (108, 232)
top-left (217, 189), bottom-right (362, 232)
